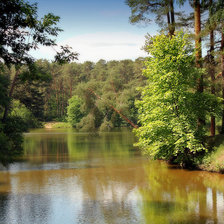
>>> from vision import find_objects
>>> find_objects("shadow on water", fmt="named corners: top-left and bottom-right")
top-left (141, 199), bottom-right (219, 224)
top-left (143, 201), bottom-right (183, 213)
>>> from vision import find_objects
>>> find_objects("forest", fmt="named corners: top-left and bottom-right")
top-left (0, 0), bottom-right (224, 170)
top-left (5, 58), bottom-right (145, 130)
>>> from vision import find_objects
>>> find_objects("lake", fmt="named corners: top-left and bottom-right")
top-left (0, 128), bottom-right (224, 224)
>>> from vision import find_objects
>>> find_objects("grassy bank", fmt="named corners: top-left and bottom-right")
top-left (44, 122), bottom-right (72, 129)
top-left (200, 135), bottom-right (224, 173)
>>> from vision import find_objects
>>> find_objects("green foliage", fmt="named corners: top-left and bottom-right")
top-left (0, 0), bottom-right (77, 165)
top-left (77, 113), bottom-right (96, 131)
top-left (99, 118), bottom-right (114, 132)
top-left (17, 58), bottom-right (144, 127)
top-left (135, 32), bottom-right (222, 166)
top-left (67, 96), bottom-right (84, 128)
top-left (51, 122), bottom-right (71, 128)
top-left (0, 73), bottom-right (9, 114)
top-left (72, 59), bottom-right (145, 130)
top-left (14, 61), bottom-right (52, 120)
top-left (0, 116), bottom-right (28, 165)
top-left (0, 0), bottom-right (77, 65)
top-left (10, 100), bottom-right (41, 128)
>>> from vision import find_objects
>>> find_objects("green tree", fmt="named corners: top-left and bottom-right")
top-left (135, 32), bottom-right (221, 166)
top-left (125, 0), bottom-right (181, 35)
top-left (0, 0), bottom-right (78, 121)
top-left (67, 96), bottom-right (84, 128)
top-left (0, 0), bottom-right (77, 164)
top-left (10, 100), bottom-right (40, 128)
top-left (13, 61), bottom-right (52, 120)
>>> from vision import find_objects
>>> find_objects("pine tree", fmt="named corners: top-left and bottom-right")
top-left (125, 0), bottom-right (182, 35)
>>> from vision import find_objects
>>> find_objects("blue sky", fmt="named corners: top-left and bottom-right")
top-left (30, 0), bottom-right (189, 62)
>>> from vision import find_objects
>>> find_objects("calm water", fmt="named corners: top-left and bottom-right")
top-left (0, 128), bottom-right (224, 224)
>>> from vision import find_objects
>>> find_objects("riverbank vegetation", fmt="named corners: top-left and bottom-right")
top-left (126, 0), bottom-right (224, 169)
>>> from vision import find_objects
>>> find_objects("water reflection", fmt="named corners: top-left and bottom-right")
top-left (0, 129), bottom-right (224, 224)
top-left (21, 128), bottom-right (139, 167)
top-left (0, 129), bottom-right (145, 224)
top-left (140, 161), bottom-right (224, 224)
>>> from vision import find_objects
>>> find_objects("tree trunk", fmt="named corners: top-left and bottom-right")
top-left (56, 88), bottom-right (59, 117)
top-left (194, 0), bottom-right (204, 127)
top-left (194, 0), bottom-right (202, 74)
top-left (167, 12), bottom-right (170, 28)
top-left (170, 0), bottom-right (175, 36)
top-left (220, 31), bottom-right (224, 134)
top-left (2, 68), bottom-right (20, 122)
top-left (209, 0), bottom-right (216, 136)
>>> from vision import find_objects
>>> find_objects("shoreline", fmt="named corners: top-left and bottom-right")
top-left (42, 123), bottom-right (224, 174)
top-left (44, 122), bottom-right (71, 129)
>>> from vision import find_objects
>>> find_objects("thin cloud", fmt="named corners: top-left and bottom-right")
top-left (31, 32), bottom-right (148, 62)
top-left (90, 43), bottom-right (137, 47)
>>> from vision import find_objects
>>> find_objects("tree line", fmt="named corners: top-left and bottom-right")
top-left (9, 58), bottom-right (145, 130)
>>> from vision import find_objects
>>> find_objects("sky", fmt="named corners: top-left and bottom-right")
top-left (30, 0), bottom-right (158, 63)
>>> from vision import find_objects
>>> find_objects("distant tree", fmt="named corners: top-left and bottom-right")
top-left (13, 61), bottom-right (52, 120)
top-left (67, 96), bottom-right (84, 128)
top-left (10, 100), bottom-right (40, 128)
top-left (71, 59), bottom-right (144, 131)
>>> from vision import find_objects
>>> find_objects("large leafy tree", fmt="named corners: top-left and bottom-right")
top-left (0, 0), bottom-right (78, 121)
top-left (0, 0), bottom-right (77, 164)
top-left (0, 0), bottom-right (77, 65)
top-left (135, 32), bottom-right (221, 166)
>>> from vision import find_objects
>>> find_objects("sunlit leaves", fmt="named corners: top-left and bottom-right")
top-left (135, 32), bottom-right (222, 166)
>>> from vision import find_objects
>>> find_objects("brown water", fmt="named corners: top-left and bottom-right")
top-left (0, 128), bottom-right (224, 224)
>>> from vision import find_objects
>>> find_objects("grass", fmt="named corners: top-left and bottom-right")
top-left (52, 122), bottom-right (72, 128)
top-left (44, 122), bottom-right (72, 129)
top-left (200, 135), bottom-right (224, 173)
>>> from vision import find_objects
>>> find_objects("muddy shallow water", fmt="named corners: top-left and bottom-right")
top-left (0, 128), bottom-right (224, 224)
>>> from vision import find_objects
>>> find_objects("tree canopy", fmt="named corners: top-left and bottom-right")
top-left (135, 32), bottom-right (221, 166)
